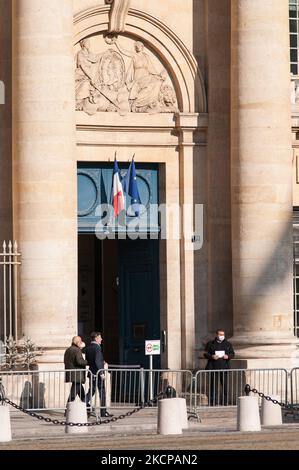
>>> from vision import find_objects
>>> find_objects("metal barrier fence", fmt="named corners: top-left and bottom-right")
top-left (290, 367), bottom-right (299, 406)
top-left (0, 368), bottom-right (192, 413)
top-left (0, 369), bottom-right (89, 410)
top-left (193, 368), bottom-right (288, 407)
top-left (2, 366), bottom-right (299, 413)
top-left (101, 368), bottom-right (193, 410)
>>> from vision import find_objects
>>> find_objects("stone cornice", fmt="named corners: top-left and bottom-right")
top-left (76, 112), bottom-right (208, 147)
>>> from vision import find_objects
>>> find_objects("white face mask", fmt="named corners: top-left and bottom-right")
top-left (217, 335), bottom-right (225, 342)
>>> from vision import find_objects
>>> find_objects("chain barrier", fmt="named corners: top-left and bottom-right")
top-left (0, 391), bottom-right (165, 427)
top-left (244, 384), bottom-right (299, 416)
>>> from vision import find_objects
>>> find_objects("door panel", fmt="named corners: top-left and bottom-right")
top-left (119, 239), bottom-right (160, 368)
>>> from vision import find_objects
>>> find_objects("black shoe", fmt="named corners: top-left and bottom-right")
top-left (101, 411), bottom-right (113, 418)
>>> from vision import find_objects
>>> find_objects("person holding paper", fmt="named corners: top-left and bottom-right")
top-left (204, 329), bottom-right (235, 406)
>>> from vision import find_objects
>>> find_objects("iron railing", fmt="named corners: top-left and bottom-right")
top-left (0, 241), bottom-right (21, 344)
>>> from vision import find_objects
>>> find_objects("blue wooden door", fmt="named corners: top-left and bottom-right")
top-left (119, 239), bottom-right (160, 368)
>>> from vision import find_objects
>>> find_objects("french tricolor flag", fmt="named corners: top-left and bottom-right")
top-left (112, 157), bottom-right (125, 217)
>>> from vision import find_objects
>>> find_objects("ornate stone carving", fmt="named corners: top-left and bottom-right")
top-left (158, 84), bottom-right (178, 113)
top-left (106, 0), bottom-right (131, 34)
top-left (75, 35), bottom-right (178, 115)
top-left (291, 78), bottom-right (299, 105)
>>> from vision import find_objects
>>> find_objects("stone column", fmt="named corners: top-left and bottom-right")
top-left (207, 0), bottom-right (233, 337)
top-left (176, 113), bottom-right (207, 369)
top-left (12, 0), bottom-right (77, 360)
top-left (163, 157), bottom-right (182, 370)
top-left (231, 0), bottom-right (299, 367)
top-left (0, 0), bottom-right (12, 243)
top-left (0, 1), bottom-right (13, 342)
top-left (177, 113), bottom-right (197, 369)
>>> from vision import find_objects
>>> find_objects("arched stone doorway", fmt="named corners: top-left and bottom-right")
top-left (74, 4), bottom-right (207, 369)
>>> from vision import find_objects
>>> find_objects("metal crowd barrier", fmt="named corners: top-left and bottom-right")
top-left (0, 368), bottom-right (89, 411)
top-left (0, 367), bottom-right (192, 413)
top-left (95, 368), bottom-right (193, 413)
top-left (1, 366), bottom-right (297, 413)
top-left (193, 368), bottom-right (288, 408)
top-left (290, 367), bottom-right (299, 407)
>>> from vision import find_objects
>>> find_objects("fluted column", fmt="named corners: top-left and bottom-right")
top-left (231, 0), bottom-right (299, 363)
top-left (12, 0), bottom-right (77, 356)
top-left (0, 0), bottom-right (12, 243)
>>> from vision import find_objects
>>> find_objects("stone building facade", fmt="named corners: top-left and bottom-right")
top-left (0, 0), bottom-right (299, 370)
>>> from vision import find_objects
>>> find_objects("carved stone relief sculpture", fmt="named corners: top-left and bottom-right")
top-left (75, 35), bottom-right (178, 115)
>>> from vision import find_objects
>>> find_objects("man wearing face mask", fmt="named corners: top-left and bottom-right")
top-left (204, 329), bottom-right (235, 406)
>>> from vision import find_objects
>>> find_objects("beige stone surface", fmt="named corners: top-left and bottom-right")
top-left (1, 0), bottom-right (298, 372)
top-left (231, 0), bottom-right (299, 362)
top-left (12, 0), bottom-right (77, 348)
top-left (73, 0), bottom-right (196, 57)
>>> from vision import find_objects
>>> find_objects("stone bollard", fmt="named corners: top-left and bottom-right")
top-left (176, 397), bottom-right (188, 429)
top-left (261, 395), bottom-right (282, 426)
top-left (65, 401), bottom-right (88, 434)
top-left (237, 396), bottom-right (261, 432)
top-left (0, 405), bottom-right (12, 442)
top-left (158, 398), bottom-right (182, 435)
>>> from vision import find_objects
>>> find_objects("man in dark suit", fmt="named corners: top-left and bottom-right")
top-left (85, 331), bottom-right (112, 417)
top-left (64, 336), bottom-right (87, 403)
top-left (204, 329), bottom-right (235, 406)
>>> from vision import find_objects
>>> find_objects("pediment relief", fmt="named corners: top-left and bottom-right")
top-left (75, 34), bottom-right (178, 116)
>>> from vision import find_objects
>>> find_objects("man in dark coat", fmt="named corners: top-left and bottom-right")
top-left (85, 332), bottom-right (112, 417)
top-left (204, 329), bottom-right (235, 406)
top-left (64, 336), bottom-right (87, 403)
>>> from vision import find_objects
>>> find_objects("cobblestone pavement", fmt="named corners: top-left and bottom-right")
top-left (1, 428), bottom-right (299, 450)
top-left (1, 406), bottom-right (299, 450)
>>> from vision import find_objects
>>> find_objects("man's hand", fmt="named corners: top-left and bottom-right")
top-left (212, 354), bottom-right (219, 360)
top-left (223, 354), bottom-right (229, 360)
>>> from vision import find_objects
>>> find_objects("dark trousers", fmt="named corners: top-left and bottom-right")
top-left (67, 382), bottom-right (86, 402)
top-left (86, 375), bottom-right (106, 413)
top-left (209, 371), bottom-right (228, 406)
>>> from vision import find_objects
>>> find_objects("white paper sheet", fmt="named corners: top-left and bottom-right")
top-left (216, 350), bottom-right (225, 358)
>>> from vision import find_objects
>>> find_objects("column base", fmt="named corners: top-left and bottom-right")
top-left (230, 334), bottom-right (299, 369)
top-left (196, 335), bottom-right (299, 370)
top-left (37, 348), bottom-right (65, 368)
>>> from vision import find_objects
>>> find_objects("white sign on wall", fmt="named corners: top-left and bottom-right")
top-left (145, 340), bottom-right (161, 356)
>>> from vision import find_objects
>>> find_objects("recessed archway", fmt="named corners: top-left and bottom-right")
top-left (74, 5), bottom-right (207, 113)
